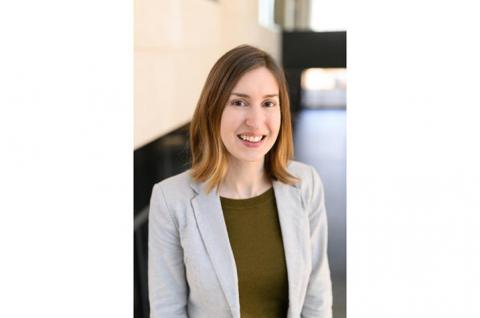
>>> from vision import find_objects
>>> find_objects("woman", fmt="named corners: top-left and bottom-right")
top-left (148, 45), bottom-right (332, 318)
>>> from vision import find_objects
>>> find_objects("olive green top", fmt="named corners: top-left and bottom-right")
top-left (220, 188), bottom-right (289, 318)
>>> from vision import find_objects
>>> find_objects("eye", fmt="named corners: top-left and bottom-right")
top-left (263, 100), bottom-right (277, 107)
top-left (230, 99), bottom-right (248, 107)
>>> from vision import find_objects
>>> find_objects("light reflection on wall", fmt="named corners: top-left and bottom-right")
top-left (301, 68), bottom-right (346, 109)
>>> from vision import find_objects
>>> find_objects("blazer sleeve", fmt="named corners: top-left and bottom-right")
top-left (301, 166), bottom-right (333, 318)
top-left (148, 183), bottom-right (189, 318)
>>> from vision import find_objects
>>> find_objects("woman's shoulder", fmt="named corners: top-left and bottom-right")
top-left (287, 160), bottom-right (321, 182)
top-left (286, 160), bottom-right (324, 195)
top-left (151, 169), bottom-right (196, 203)
top-left (287, 160), bottom-right (313, 176)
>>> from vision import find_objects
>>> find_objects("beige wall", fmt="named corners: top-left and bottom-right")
top-left (134, 0), bottom-right (280, 149)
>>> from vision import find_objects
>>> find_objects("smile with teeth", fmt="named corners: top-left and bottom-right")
top-left (237, 134), bottom-right (266, 143)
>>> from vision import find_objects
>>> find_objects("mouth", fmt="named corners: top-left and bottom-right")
top-left (237, 134), bottom-right (267, 143)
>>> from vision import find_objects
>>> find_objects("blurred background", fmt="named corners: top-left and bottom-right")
top-left (134, 0), bottom-right (346, 317)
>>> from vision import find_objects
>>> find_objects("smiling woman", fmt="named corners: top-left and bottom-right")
top-left (219, 67), bottom-right (282, 197)
top-left (148, 45), bottom-right (333, 318)
top-left (189, 45), bottom-right (298, 196)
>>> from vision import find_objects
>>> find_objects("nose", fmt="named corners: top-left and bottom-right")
top-left (244, 105), bottom-right (263, 129)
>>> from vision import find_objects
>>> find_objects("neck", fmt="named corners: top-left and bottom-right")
top-left (219, 157), bottom-right (272, 199)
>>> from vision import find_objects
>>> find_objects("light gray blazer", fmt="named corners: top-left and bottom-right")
top-left (148, 161), bottom-right (332, 318)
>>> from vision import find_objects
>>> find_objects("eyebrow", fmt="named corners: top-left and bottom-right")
top-left (231, 92), bottom-right (278, 98)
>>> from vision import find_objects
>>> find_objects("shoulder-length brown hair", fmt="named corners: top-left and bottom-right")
top-left (190, 44), bottom-right (298, 192)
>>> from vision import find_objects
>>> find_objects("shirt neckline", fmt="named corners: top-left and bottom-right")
top-left (220, 187), bottom-right (274, 209)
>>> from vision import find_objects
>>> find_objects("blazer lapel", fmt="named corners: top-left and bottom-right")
top-left (188, 179), bottom-right (308, 316)
top-left (190, 182), bottom-right (239, 317)
top-left (273, 179), bottom-right (309, 315)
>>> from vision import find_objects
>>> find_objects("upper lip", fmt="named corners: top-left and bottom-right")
top-left (237, 133), bottom-right (266, 136)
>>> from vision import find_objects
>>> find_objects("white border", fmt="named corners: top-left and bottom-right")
top-left (0, 1), bottom-right (132, 316)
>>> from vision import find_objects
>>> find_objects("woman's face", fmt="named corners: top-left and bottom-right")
top-left (220, 66), bottom-right (281, 165)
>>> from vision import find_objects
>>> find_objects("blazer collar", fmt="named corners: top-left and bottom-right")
top-left (189, 178), bottom-right (307, 316)
top-left (272, 179), bottom-right (308, 314)
top-left (190, 182), bottom-right (240, 316)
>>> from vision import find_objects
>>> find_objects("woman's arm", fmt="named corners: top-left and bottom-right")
top-left (301, 166), bottom-right (333, 318)
top-left (148, 183), bottom-right (189, 318)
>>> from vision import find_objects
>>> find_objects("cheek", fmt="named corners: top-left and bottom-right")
top-left (220, 109), bottom-right (236, 142)
top-left (220, 118), bottom-right (228, 145)
top-left (270, 110), bottom-right (281, 134)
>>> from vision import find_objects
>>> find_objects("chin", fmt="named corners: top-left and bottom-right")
top-left (230, 153), bottom-right (266, 163)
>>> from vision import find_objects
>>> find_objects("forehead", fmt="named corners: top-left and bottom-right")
top-left (231, 67), bottom-right (279, 95)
